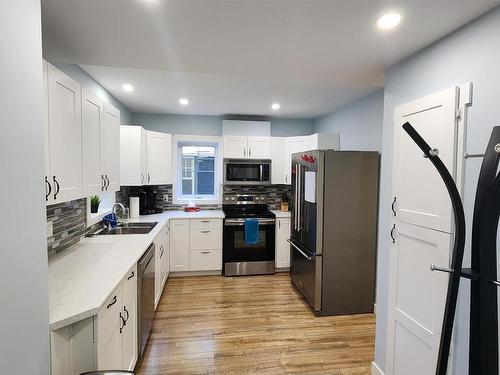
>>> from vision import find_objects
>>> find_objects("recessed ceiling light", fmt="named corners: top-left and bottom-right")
top-left (271, 103), bottom-right (280, 110)
top-left (122, 83), bottom-right (134, 92)
top-left (179, 98), bottom-right (189, 106)
top-left (377, 13), bottom-right (401, 30)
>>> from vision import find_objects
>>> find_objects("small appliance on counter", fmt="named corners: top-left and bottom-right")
top-left (280, 193), bottom-right (290, 212)
top-left (222, 194), bottom-right (276, 276)
top-left (139, 189), bottom-right (162, 215)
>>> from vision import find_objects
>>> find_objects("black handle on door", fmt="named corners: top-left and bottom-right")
top-left (390, 224), bottom-right (396, 244)
top-left (123, 306), bottom-right (129, 323)
top-left (101, 175), bottom-right (105, 191)
top-left (106, 295), bottom-right (117, 309)
top-left (148, 173), bottom-right (151, 183)
top-left (119, 312), bottom-right (126, 333)
top-left (127, 271), bottom-right (135, 280)
top-left (105, 175), bottom-right (109, 190)
top-left (160, 245), bottom-right (164, 258)
top-left (45, 176), bottom-right (52, 201)
top-left (391, 197), bottom-right (397, 216)
top-left (53, 176), bottom-right (60, 200)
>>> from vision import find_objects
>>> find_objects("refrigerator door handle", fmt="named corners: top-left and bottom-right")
top-left (294, 164), bottom-right (299, 230)
top-left (297, 164), bottom-right (301, 230)
top-left (287, 239), bottom-right (312, 260)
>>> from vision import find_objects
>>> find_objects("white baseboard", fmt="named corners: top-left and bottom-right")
top-left (371, 362), bottom-right (385, 375)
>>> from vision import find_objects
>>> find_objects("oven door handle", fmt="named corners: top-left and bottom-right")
top-left (225, 218), bottom-right (275, 226)
top-left (287, 239), bottom-right (313, 261)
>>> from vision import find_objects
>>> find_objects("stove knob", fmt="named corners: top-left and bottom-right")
top-left (255, 197), bottom-right (260, 201)
top-left (225, 197), bottom-right (229, 201)
top-left (230, 197), bottom-right (236, 201)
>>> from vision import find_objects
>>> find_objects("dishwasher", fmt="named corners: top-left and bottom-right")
top-left (137, 243), bottom-right (155, 358)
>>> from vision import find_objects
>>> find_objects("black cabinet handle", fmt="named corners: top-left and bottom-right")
top-left (119, 311), bottom-right (126, 333)
top-left (45, 176), bottom-right (52, 201)
top-left (141, 173), bottom-right (144, 184)
top-left (123, 306), bottom-right (129, 323)
top-left (105, 174), bottom-right (109, 190)
top-left (53, 176), bottom-right (60, 200)
top-left (127, 271), bottom-right (135, 280)
top-left (390, 224), bottom-right (396, 244)
top-left (391, 197), bottom-right (397, 216)
top-left (160, 245), bottom-right (164, 258)
top-left (101, 174), bottom-right (105, 191)
top-left (148, 173), bottom-right (151, 183)
top-left (106, 295), bottom-right (117, 309)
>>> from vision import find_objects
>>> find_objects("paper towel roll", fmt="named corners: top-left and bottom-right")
top-left (130, 197), bottom-right (140, 218)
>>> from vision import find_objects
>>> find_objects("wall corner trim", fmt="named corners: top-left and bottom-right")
top-left (372, 361), bottom-right (385, 375)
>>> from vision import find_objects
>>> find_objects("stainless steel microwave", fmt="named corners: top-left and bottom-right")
top-left (223, 159), bottom-right (271, 185)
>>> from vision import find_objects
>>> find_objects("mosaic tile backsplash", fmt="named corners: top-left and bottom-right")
top-left (222, 185), bottom-right (292, 210)
top-left (46, 198), bottom-right (102, 258)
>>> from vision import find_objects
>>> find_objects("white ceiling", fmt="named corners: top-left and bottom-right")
top-left (42, 0), bottom-right (499, 118)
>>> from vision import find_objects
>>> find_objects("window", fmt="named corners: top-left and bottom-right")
top-left (174, 138), bottom-right (220, 203)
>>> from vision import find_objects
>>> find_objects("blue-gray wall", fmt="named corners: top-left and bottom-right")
top-left (130, 113), bottom-right (315, 136)
top-left (375, 7), bottom-right (500, 373)
top-left (314, 90), bottom-right (384, 151)
top-left (52, 63), bottom-right (133, 124)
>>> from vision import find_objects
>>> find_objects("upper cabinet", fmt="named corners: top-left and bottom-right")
top-left (147, 130), bottom-right (172, 185)
top-left (44, 60), bottom-right (121, 204)
top-left (120, 126), bottom-right (172, 186)
top-left (45, 62), bottom-right (83, 204)
top-left (223, 135), bottom-right (271, 159)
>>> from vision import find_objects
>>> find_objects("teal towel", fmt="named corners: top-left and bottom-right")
top-left (244, 218), bottom-right (259, 245)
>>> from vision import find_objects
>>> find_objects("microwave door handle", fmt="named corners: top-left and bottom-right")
top-left (260, 165), bottom-right (263, 181)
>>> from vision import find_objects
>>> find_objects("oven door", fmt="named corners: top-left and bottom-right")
top-left (224, 160), bottom-right (271, 185)
top-left (223, 218), bottom-right (275, 275)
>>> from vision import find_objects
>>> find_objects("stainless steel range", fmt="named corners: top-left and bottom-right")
top-left (223, 194), bottom-right (276, 276)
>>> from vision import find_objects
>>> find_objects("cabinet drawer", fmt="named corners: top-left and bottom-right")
top-left (190, 229), bottom-right (221, 250)
top-left (190, 218), bottom-right (221, 230)
top-left (189, 250), bottom-right (222, 271)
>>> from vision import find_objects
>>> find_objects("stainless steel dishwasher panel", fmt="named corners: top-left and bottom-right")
top-left (137, 243), bottom-right (155, 358)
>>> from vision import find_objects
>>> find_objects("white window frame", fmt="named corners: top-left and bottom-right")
top-left (172, 135), bottom-right (222, 205)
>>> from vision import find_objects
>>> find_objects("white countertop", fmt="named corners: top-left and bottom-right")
top-left (271, 210), bottom-right (291, 218)
top-left (48, 210), bottom-right (224, 331)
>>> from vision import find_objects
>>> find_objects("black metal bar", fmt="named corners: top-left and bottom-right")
top-left (402, 122), bottom-right (466, 375)
top-left (469, 126), bottom-right (500, 375)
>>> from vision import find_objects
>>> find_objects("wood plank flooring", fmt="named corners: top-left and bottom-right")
top-left (135, 273), bottom-right (375, 375)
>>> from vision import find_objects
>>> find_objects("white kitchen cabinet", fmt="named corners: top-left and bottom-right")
top-left (45, 62), bottom-right (83, 204)
top-left (97, 287), bottom-right (122, 371)
top-left (147, 130), bottom-right (172, 185)
top-left (223, 135), bottom-right (271, 159)
top-left (169, 219), bottom-right (190, 272)
top-left (282, 133), bottom-right (340, 185)
top-left (120, 126), bottom-right (148, 186)
top-left (271, 137), bottom-right (286, 184)
top-left (189, 250), bottom-right (222, 271)
top-left (101, 103), bottom-right (121, 192)
top-left (163, 223), bottom-right (170, 283)
top-left (154, 225), bottom-right (169, 308)
top-left (275, 218), bottom-right (291, 269)
top-left (81, 89), bottom-right (104, 195)
top-left (121, 265), bottom-right (137, 371)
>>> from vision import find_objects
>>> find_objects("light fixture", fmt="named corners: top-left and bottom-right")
top-left (122, 83), bottom-right (134, 92)
top-left (179, 98), bottom-right (189, 106)
top-left (271, 103), bottom-right (280, 110)
top-left (377, 13), bottom-right (401, 30)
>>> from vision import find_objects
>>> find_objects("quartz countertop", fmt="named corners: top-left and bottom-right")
top-left (48, 210), bottom-right (224, 331)
top-left (271, 210), bottom-right (291, 218)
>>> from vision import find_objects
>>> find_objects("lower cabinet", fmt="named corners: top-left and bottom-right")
top-left (170, 218), bottom-right (223, 273)
top-left (154, 223), bottom-right (170, 309)
top-left (50, 265), bottom-right (138, 375)
top-left (97, 264), bottom-right (137, 371)
top-left (275, 218), bottom-right (291, 269)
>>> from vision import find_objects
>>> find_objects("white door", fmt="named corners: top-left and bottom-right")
top-left (275, 218), bottom-right (291, 268)
top-left (164, 224), bottom-right (170, 281)
top-left (386, 87), bottom-right (461, 375)
top-left (141, 128), bottom-right (148, 185)
top-left (392, 87), bottom-right (459, 233)
top-left (47, 63), bottom-right (82, 203)
top-left (43, 61), bottom-right (52, 203)
top-left (223, 135), bottom-right (247, 158)
top-left (102, 103), bottom-right (120, 192)
top-left (169, 220), bottom-right (190, 272)
top-left (154, 231), bottom-right (164, 308)
top-left (271, 137), bottom-right (286, 184)
top-left (82, 89), bottom-right (104, 195)
top-left (97, 287), bottom-right (122, 371)
top-left (147, 131), bottom-right (171, 185)
top-left (387, 223), bottom-right (452, 375)
top-left (247, 136), bottom-right (271, 159)
top-left (121, 266), bottom-right (137, 371)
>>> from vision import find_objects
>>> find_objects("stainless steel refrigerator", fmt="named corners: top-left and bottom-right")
top-left (289, 150), bottom-right (379, 316)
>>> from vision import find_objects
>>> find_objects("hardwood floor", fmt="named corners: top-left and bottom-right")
top-left (136, 273), bottom-right (375, 375)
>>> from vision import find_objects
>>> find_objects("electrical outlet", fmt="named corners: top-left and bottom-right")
top-left (163, 194), bottom-right (169, 203)
top-left (47, 221), bottom-right (53, 237)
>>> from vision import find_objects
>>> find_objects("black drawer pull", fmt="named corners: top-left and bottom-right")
top-left (127, 271), bottom-right (135, 280)
top-left (390, 224), bottom-right (396, 244)
top-left (53, 176), bottom-right (60, 200)
top-left (106, 295), bottom-right (117, 309)
top-left (45, 176), bottom-right (51, 201)
top-left (391, 197), bottom-right (397, 216)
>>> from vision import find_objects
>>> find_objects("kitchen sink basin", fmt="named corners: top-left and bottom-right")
top-left (96, 222), bottom-right (157, 235)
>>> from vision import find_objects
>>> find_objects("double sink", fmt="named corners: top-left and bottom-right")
top-left (96, 221), bottom-right (158, 235)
